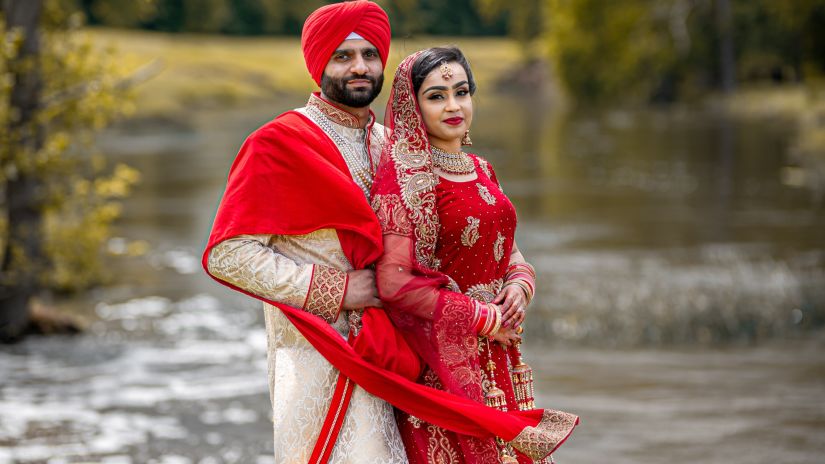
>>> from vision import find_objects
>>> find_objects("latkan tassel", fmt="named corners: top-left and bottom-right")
top-left (484, 358), bottom-right (508, 411)
top-left (510, 343), bottom-right (535, 411)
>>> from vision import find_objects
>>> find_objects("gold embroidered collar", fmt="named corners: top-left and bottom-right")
top-left (307, 93), bottom-right (372, 130)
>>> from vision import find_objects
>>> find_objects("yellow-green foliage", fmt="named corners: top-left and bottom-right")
top-left (1, 1), bottom-right (139, 292)
top-left (545, 0), bottom-right (676, 104)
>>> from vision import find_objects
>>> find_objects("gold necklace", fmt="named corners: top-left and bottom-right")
top-left (431, 146), bottom-right (475, 175)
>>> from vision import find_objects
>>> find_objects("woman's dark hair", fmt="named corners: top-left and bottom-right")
top-left (411, 46), bottom-right (477, 96)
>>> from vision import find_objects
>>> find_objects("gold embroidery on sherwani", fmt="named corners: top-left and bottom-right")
top-left (510, 409), bottom-right (579, 460)
top-left (262, 229), bottom-right (408, 463)
top-left (207, 234), bottom-right (312, 309)
top-left (300, 94), bottom-right (383, 199)
top-left (493, 232), bottom-right (505, 262)
top-left (305, 265), bottom-right (347, 322)
top-left (307, 93), bottom-right (360, 128)
top-left (476, 182), bottom-right (496, 205)
top-left (461, 216), bottom-right (480, 247)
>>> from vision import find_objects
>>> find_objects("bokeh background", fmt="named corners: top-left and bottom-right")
top-left (1, 0), bottom-right (824, 463)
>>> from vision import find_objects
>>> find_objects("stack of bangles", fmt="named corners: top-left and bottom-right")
top-left (473, 301), bottom-right (502, 338)
top-left (503, 262), bottom-right (536, 305)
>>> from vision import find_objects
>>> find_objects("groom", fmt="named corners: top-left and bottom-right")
top-left (203, 1), bottom-right (408, 462)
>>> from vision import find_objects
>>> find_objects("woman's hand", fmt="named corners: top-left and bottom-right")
top-left (493, 284), bottom-right (527, 328)
top-left (491, 325), bottom-right (522, 347)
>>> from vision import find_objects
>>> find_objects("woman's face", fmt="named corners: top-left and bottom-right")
top-left (416, 61), bottom-right (473, 149)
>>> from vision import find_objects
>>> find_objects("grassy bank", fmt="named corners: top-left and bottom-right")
top-left (86, 28), bottom-right (522, 119)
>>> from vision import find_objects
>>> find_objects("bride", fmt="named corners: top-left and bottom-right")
top-left (372, 47), bottom-right (576, 463)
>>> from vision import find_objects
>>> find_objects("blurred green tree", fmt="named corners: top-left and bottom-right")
top-left (1, 0), bottom-right (139, 341)
top-left (544, 0), bottom-right (825, 104)
top-left (475, 0), bottom-right (543, 58)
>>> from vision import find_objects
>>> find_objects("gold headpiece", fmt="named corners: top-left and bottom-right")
top-left (439, 62), bottom-right (453, 80)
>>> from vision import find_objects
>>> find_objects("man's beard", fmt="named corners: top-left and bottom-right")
top-left (320, 73), bottom-right (384, 108)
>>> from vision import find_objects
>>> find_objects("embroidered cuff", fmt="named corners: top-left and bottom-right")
top-left (303, 265), bottom-right (349, 323)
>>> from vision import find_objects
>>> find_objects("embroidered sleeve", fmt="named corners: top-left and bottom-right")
top-left (376, 233), bottom-right (478, 324)
top-left (207, 235), bottom-right (343, 322)
top-left (371, 193), bottom-right (413, 236)
top-left (304, 264), bottom-right (349, 322)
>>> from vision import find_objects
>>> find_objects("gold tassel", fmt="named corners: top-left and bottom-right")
top-left (483, 341), bottom-right (508, 411)
top-left (484, 359), bottom-right (508, 410)
top-left (511, 342), bottom-right (535, 410)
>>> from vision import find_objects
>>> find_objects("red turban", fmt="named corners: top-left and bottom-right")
top-left (301, 1), bottom-right (391, 86)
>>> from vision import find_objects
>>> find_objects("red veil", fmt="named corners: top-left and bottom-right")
top-left (203, 56), bottom-right (576, 463)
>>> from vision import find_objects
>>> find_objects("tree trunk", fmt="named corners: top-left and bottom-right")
top-left (715, 0), bottom-right (736, 93)
top-left (0, 0), bottom-right (44, 342)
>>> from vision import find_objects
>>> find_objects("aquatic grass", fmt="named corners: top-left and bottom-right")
top-left (528, 244), bottom-right (825, 346)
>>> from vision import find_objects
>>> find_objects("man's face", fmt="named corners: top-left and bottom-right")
top-left (320, 39), bottom-right (384, 108)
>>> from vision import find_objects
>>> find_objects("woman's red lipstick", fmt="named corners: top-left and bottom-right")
top-left (443, 117), bottom-right (464, 126)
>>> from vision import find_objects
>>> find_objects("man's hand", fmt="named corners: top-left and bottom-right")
top-left (342, 269), bottom-right (383, 310)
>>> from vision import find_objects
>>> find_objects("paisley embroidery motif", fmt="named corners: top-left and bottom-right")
top-left (465, 278), bottom-right (504, 303)
top-left (493, 232), bottom-right (505, 262)
top-left (383, 51), bottom-right (442, 269)
top-left (371, 193), bottom-right (413, 235)
top-left (476, 182), bottom-right (497, 205)
top-left (427, 424), bottom-right (461, 464)
top-left (461, 216), bottom-right (480, 247)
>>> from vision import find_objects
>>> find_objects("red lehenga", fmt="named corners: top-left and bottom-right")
top-left (371, 51), bottom-right (577, 463)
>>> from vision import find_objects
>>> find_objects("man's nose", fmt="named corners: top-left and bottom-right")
top-left (350, 54), bottom-right (369, 75)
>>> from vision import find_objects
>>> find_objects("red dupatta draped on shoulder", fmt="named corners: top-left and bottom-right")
top-left (203, 94), bottom-right (576, 463)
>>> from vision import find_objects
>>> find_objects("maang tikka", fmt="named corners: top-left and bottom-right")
top-left (439, 62), bottom-right (454, 80)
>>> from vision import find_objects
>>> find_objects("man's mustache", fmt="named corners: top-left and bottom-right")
top-left (342, 75), bottom-right (377, 86)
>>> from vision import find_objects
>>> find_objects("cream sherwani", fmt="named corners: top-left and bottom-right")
top-left (208, 94), bottom-right (408, 463)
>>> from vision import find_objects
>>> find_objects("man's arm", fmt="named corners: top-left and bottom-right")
top-left (208, 234), bottom-right (381, 322)
top-left (208, 234), bottom-right (346, 322)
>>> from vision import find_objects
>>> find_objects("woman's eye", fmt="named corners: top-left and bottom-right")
top-left (427, 94), bottom-right (444, 100)
top-left (456, 89), bottom-right (469, 96)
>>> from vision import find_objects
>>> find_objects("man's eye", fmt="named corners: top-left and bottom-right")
top-left (335, 54), bottom-right (349, 61)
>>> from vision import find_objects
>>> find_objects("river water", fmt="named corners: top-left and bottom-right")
top-left (1, 95), bottom-right (823, 463)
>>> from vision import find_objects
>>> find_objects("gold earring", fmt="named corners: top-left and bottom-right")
top-left (461, 130), bottom-right (473, 146)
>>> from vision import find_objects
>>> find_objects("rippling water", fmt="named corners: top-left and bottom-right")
top-left (1, 96), bottom-right (823, 462)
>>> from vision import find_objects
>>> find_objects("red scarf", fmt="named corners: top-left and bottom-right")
top-left (202, 108), bottom-right (576, 461)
